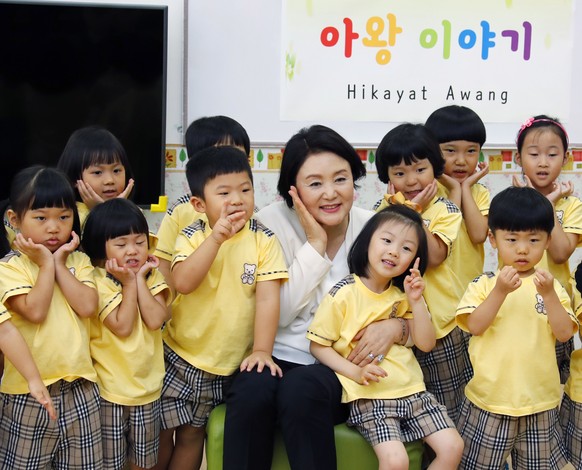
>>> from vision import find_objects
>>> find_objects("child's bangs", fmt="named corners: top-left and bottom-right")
top-left (102, 208), bottom-right (149, 241)
top-left (28, 172), bottom-right (76, 211)
top-left (83, 149), bottom-right (122, 168)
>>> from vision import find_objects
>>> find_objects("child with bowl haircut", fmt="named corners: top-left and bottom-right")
top-left (425, 105), bottom-right (490, 288)
top-left (156, 146), bottom-right (288, 470)
top-left (456, 186), bottom-right (576, 469)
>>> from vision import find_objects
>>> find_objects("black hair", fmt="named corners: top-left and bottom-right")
top-left (82, 198), bottom-right (149, 263)
top-left (0, 166), bottom-right (81, 252)
top-left (489, 186), bottom-right (554, 234)
top-left (516, 114), bottom-right (568, 154)
top-left (425, 105), bottom-right (486, 146)
top-left (57, 125), bottom-right (135, 202)
top-left (375, 123), bottom-right (445, 184)
top-left (185, 146), bottom-right (253, 199)
top-left (277, 125), bottom-right (366, 208)
top-left (348, 205), bottom-right (428, 291)
top-left (185, 115), bottom-right (251, 157)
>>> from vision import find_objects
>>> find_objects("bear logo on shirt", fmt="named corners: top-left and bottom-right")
top-left (556, 210), bottom-right (564, 226)
top-left (241, 264), bottom-right (257, 285)
top-left (535, 293), bottom-right (547, 315)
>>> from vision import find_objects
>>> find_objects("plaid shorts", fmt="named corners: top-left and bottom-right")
top-left (457, 397), bottom-right (568, 470)
top-left (0, 378), bottom-right (102, 470)
top-left (100, 398), bottom-right (160, 470)
top-left (559, 393), bottom-right (582, 470)
top-left (414, 326), bottom-right (472, 425)
top-left (556, 338), bottom-right (573, 384)
top-left (347, 391), bottom-right (455, 447)
top-left (160, 343), bottom-right (233, 429)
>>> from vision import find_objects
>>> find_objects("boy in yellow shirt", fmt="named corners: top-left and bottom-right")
top-left (157, 146), bottom-right (288, 469)
top-left (154, 116), bottom-right (250, 294)
top-left (456, 186), bottom-right (576, 468)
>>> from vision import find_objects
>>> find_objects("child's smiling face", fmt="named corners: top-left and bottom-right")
top-left (387, 158), bottom-right (435, 200)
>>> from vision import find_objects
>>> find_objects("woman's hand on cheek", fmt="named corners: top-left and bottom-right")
top-left (77, 180), bottom-right (104, 210)
top-left (289, 186), bottom-right (327, 256)
top-left (348, 319), bottom-right (398, 367)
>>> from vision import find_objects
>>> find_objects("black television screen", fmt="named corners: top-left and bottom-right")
top-left (0, 1), bottom-right (167, 207)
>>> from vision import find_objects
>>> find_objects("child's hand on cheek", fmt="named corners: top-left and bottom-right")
top-left (77, 179), bottom-right (104, 210)
top-left (511, 174), bottom-right (532, 189)
top-left (464, 161), bottom-right (490, 187)
top-left (117, 179), bottom-right (135, 200)
top-left (137, 255), bottom-right (159, 278)
top-left (438, 173), bottom-right (460, 192)
top-left (14, 233), bottom-right (53, 268)
top-left (411, 180), bottom-right (437, 211)
top-left (105, 258), bottom-right (135, 285)
top-left (546, 181), bottom-right (573, 205)
top-left (211, 201), bottom-right (246, 245)
top-left (53, 231), bottom-right (79, 265)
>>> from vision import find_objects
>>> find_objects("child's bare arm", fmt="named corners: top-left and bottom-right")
top-left (438, 174), bottom-right (461, 207)
top-left (404, 259), bottom-right (435, 352)
top-left (0, 320), bottom-right (56, 419)
top-left (157, 258), bottom-right (175, 298)
top-left (103, 259), bottom-right (138, 337)
top-left (136, 256), bottom-right (170, 330)
top-left (310, 341), bottom-right (386, 385)
top-left (9, 234), bottom-right (55, 323)
top-left (534, 269), bottom-right (576, 342)
top-left (466, 266), bottom-right (520, 335)
top-left (240, 279), bottom-right (282, 377)
top-left (460, 166), bottom-right (489, 244)
top-left (54, 232), bottom-right (97, 318)
top-left (424, 227), bottom-right (448, 267)
top-left (173, 202), bottom-right (246, 294)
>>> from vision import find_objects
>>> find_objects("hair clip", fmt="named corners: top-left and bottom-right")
top-left (519, 117), bottom-right (535, 133)
top-left (516, 117), bottom-right (569, 148)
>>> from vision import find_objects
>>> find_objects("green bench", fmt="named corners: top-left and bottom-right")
top-left (206, 404), bottom-right (424, 470)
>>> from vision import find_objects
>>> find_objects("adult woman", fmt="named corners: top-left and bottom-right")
top-left (223, 125), bottom-right (408, 470)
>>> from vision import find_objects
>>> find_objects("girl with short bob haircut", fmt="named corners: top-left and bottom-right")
top-left (57, 125), bottom-right (135, 227)
top-left (374, 123), bottom-right (468, 425)
top-left (82, 198), bottom-right (171, 470)
top-left (0, 165), bottom-right (101, 468)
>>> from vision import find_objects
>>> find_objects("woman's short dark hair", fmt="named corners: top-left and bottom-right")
top-left (57, 125), bottom-right (134, 202)
top-left (425, 105), bottom-right (486, 147)
top-left (375, 123), bottom-right (445, 184)
top-left (277, 125), bottom-right (366, 208)
top-left (185, 115), bottom-right (250, 157)
top-left (82, 198), bottom-right (149, 262)
top-left (348, 205), bottom-right (428, 291)
top-left (489, 186), bottom-right (554, 234)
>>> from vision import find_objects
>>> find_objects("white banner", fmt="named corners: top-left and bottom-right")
top-left (280, 0), bottom-right (574, 123)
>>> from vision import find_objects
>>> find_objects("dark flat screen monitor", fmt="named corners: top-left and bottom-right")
top-left (0, 1), bottom-right (167, 206)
